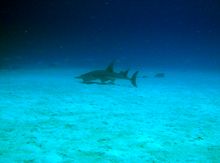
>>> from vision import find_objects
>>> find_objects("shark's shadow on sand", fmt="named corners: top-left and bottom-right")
top-left (76, 61), bottom-right (139, 87)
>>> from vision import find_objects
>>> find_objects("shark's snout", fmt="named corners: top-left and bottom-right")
top-left (75, 76), bottom-right (82, 79)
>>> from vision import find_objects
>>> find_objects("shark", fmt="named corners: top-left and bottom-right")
top-left (75, 61), bottom-right (139, 87)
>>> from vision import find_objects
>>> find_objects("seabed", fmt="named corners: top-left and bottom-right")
top-left (0, 68), bottom-right (220, 162)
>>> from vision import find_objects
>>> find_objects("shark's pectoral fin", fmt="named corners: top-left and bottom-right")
top-left (110, 78), bottom-right (115, 83)
top-left (100, 78), bottom-right (108, 83)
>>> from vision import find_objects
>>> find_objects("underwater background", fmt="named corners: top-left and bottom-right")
top-left (1, 0), bottom-right (220, 162)
top-left (1, 0), bottom-right (220, 70)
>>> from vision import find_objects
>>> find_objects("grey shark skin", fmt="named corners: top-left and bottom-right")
top-left (76, 62), bottom-right (139, 87)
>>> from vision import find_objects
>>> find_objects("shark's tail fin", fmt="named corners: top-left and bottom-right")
top-left (131, 71), bottom-right (138, 87)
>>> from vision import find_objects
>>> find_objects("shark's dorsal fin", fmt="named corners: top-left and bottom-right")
top-left (105, 61), bottom-right (115, 73)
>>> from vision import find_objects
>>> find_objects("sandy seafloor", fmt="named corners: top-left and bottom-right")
top-left (0, 68), bottom-right (220, 163)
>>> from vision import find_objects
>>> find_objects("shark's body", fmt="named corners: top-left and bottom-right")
top-left (76, 62), bottom-right (138, 87)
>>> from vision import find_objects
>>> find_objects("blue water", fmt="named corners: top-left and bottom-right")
top-left (1, 0), bottom-right (220, 71)
top-left (1, 0), bottom-right (220, 162)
